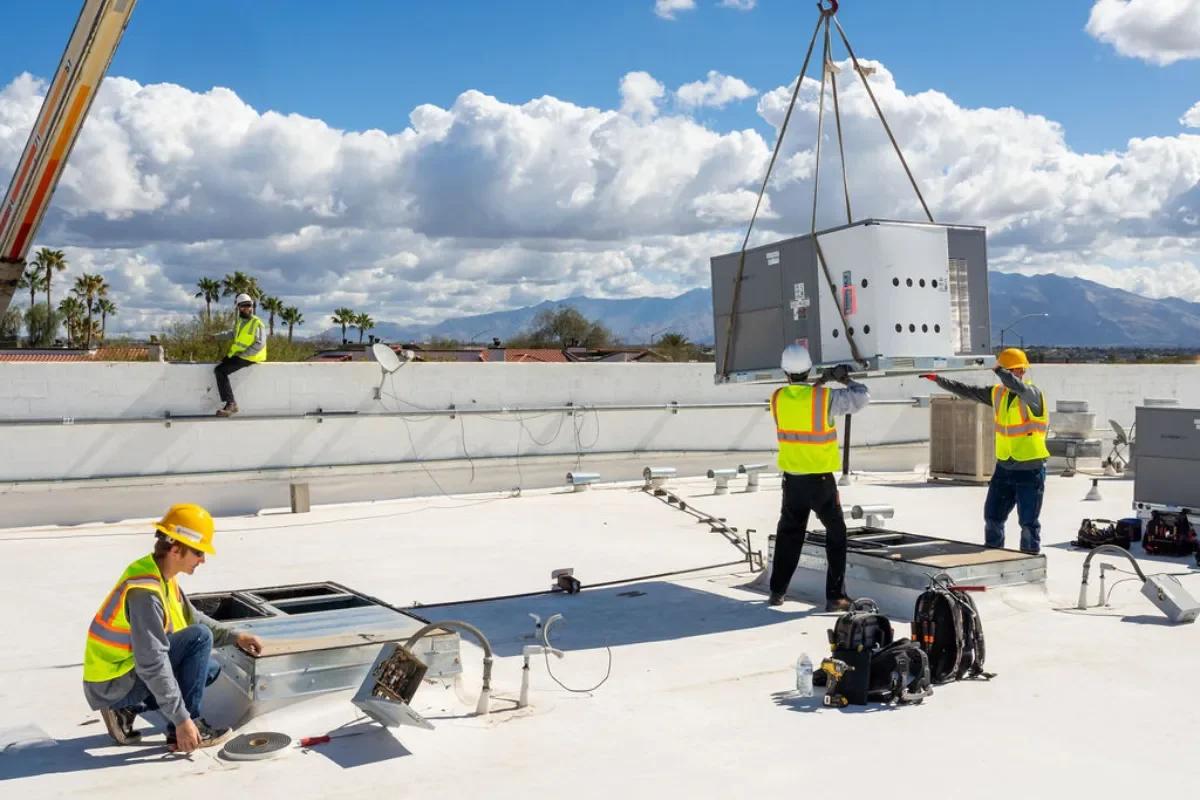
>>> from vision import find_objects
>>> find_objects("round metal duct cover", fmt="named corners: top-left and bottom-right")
top-left (219, 731), bottom-right (292, 761)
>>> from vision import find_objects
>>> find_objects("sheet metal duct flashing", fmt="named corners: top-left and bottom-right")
top-left (190, 581), bottom-right (462, 724)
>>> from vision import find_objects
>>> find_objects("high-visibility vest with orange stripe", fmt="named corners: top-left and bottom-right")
top-left (83, 554), bottom-right (189, 683)
top-left (991, 383), bottom-right (1050, 462)
top-left (770, 384), bottom-right (841, 474)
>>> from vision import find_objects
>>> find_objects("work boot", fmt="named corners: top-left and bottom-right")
top-left (768, 593), bottom-right (785, 607)
top-left (100, 706), bottom-right (142, 745)
top-left (215, 402), bottom-right (238, 417)
top-left (166, 719), bottom-right (232, 750)
top-left (825, 597), bottom-right (852, 613)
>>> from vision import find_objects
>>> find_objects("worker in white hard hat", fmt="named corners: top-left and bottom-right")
top-left (82, 503), bottom-right (264, 752)
top-left (767, 343), bottom-right (870, 611)
top-left (212, 292), bottom-right (267, 416)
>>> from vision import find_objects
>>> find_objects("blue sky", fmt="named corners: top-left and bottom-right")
top-left (0, 0), bottom-right (1198, 333)
top-left (1, 0), bottom-right (1196, 153)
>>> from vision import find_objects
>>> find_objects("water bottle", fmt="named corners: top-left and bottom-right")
top-left (795, 653), bottom-right (813, 697)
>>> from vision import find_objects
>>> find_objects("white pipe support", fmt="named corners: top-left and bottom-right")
top-left (566, 471), bottom-right (601, 492)
top-left (738, 463), bottom-right (767, 492)
top-left (707, 468), bottom-right (738, 495)
top-left (643, 466), bottom-right (676, 487)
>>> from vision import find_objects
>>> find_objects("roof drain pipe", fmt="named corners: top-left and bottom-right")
top-left (404, 620), bottom-right (494, 716)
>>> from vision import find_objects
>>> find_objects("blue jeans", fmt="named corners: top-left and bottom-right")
top-left (111, 624), bottom-right (221, 732)
top-left (983, 464), bottom-right (1046, 553)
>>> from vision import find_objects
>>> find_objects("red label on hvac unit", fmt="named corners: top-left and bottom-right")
top-left (842, 286), bottom-right (856, 316)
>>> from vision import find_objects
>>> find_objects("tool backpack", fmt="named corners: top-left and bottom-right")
top-left (1074, 518), bottom-right (1129, 550)
top-left (912, 574), bottom-right (995, 684)
top-left (1142, 511), bottom-right (1197, 557)
top-left (866, 638), bottom-right (933, 705)
top-left (828, 597), bottom-right (893, 653)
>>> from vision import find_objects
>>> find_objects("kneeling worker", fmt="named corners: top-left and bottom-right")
top-left (920, 347), bottom-right (1049, 554)
top-left (768, 343), bottom-right (870, 612)
top-left (82, 503), bottom-right (264, 752)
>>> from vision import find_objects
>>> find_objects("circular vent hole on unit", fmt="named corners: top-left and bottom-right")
top-left (922, 324), bottom-right (928, 332)
top-left (892, 278), bottom-right (900, 287)
top-left (906, 278), bottom-right (913, 287)
top-left (895, 323), bottom-right (902, 333)
top-left (861, 279), bottom-right (869, 288)
top-left (919, 279), bottom-right (926, 288)
top-left (863, 325), bottom-right (871, 334)
top-left (931, 279), bottom-right (938, 289)
top-left (832, 329), bottom-right (840, 338)
top-left (934, 324), bottom-right (941, 333)
top-left (908, 324), bottom-right (916, 332)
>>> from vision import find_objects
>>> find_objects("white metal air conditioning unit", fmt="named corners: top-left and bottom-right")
top-left (929, 395), bottom-right (994, 483)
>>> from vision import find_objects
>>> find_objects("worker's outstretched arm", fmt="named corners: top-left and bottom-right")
top-left (126, 591), bottom-right (191, 727)
top-left (928, 375), bottom-right (993, 406)
top-left (995, 367), bottom-right (1044, 416)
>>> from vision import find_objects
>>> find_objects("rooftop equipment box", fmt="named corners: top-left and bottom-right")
top-left (1133, 405), bottom-right (1200, 513)
top-left (711, 219), bottom-right (995, 384)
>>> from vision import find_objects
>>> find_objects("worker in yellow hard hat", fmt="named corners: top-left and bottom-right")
top-left (919, 347), bottom-right (1049, 555)
top-left (82, 503), bottom-right (264, 753)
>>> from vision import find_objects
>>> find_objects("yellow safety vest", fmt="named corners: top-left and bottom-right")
top-left (83, 554), bottom-right (190, 683)
top-left (771, 384), bottom-right (841, 474)
top-left (227, 315), bottom-right (266, 362)
top-left (991, 383), bottom-right (1050, 462)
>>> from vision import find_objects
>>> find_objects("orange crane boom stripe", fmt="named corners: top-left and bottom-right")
top-left (6, 84), bottom-right (92, 261)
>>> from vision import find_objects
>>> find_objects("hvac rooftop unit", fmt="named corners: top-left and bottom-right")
top-left (929, 395), bottom-right (994, 483)
top-left (711, 219), bottom-right (995, 384)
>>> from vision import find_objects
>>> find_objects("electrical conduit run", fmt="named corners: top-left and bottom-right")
top-left (404, 620), bottom-right (495, 716)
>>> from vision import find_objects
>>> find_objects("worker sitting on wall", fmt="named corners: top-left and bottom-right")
top-left (920, 347), bottom-right (1049, 555)
top-left (82, 503), bottom-right (264, 752)
top-left (212, 293), bottom-right (266, 416)
top-left (768, 343), bottom-right (870, 612)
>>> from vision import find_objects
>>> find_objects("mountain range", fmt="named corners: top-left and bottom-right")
top-left (326, 272), bottom-right (1200, 348)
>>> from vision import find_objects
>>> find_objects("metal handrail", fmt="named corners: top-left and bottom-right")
top-left (0, 398), bottom-right (919, 428)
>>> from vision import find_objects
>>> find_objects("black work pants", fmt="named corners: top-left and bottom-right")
top-left (769, 472), bottom-right (848, 601)
top-left (214, 356), bottom-right (254, 405)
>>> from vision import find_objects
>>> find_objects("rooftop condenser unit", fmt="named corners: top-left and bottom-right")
top-left (711, 219), bottom-right (996, 384)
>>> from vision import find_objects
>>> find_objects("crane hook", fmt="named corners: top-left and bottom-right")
top-left (818, 0), bottom-right (838, 13)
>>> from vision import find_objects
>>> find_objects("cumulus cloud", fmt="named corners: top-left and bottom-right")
top-left (2, 54), bottom-right (1200, 338)
top-left (675, 71), bottom-right (757, 110)
top-left (654, 0), bottom-right (696, 20)
top-left (1183, 101), bottom-right (1200, 128)
top-left (1086, 0), bottom-right (1200, 66)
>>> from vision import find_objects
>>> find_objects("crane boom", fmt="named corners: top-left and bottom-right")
top-left (0, 0), bottom-right (138, 317)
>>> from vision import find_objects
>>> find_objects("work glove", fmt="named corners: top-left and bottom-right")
top-left (829, 364), bottom-right (852, 384)
top-left (918, 373), bottom-right (938, 382)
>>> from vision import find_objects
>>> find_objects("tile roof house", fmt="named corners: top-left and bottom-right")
top-left (0, 346), bottom-right (156, 363)
top-left (307, 343), bottom-right (666, 363)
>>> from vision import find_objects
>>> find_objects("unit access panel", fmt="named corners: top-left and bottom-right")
top-left (710, 219), bottom-right (996, 384)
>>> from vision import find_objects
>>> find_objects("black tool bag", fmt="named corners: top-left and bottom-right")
top-left (912, 574), bottom-right (995, 684)
top-left (1074, 518), bottom-right (1128, 550)
top-left (867, 638), bottom-right (933, 704)
top-left (1142, 511), bottom-right (1197, 557)
top-left (829, 598), bottom-right (893, 653)
top-left (1116, 518), bottom-right (1142, 544)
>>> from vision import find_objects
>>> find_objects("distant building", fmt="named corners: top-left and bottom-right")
top-left (0, 346), bottom-right (153, 363)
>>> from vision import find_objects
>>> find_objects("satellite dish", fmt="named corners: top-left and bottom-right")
top-left (370, 343), bottom-right (402, 374)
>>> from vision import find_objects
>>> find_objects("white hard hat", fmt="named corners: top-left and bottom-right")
top-left (235, 293), bottom-right (253, 305)
top-left (781, 343), bottom-right (812, 375)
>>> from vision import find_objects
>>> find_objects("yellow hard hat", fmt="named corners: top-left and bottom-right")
top-left (154, 503), bottom-right (216, 555)
top-left (996, 348), bottom-right (1030, 371)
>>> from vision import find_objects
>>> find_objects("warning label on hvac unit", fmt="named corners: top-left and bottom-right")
top-left (766, 250), bottom-right (780, 266)
top-left (790, 282), bottom-right (809, 320)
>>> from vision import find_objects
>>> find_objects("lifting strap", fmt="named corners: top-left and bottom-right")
top-left (719, 0), bottom-right (935, 382)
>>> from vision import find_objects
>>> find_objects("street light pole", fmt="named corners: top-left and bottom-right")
top-left (999, 313), bottom-right (1049, 349)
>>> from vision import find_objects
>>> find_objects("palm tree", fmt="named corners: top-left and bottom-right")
top-left (195, 278), bottom-right (220, 319)
top-left (260, 295), bottom-right (285, 336)
top-left (34, 247), bottom-right (67, 333)
top-left (331, 307), bottom-right (356, 344)
top-left (18, 264), bottom-right (46, 309)
top-left (96, 297), bottom-right (117, 339)
top-left (281, 306), bottom-right (304, 342)
top-left (57, 296), bottom-right (84, 347)
top-left (72, 272), bottom-right (108, 349)
top-left (356, 312), bottom-right (375, 343)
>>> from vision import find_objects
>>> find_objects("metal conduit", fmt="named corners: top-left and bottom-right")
top-left (0, 398), bottom-right (919, 428)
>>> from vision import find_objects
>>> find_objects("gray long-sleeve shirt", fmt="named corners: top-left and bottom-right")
top-left (933, 367), bottom-right (1047, 470)
top-left (825, 379), bottom-right (871, 424)
top-left (83, 587), bottom-right (237, 725)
